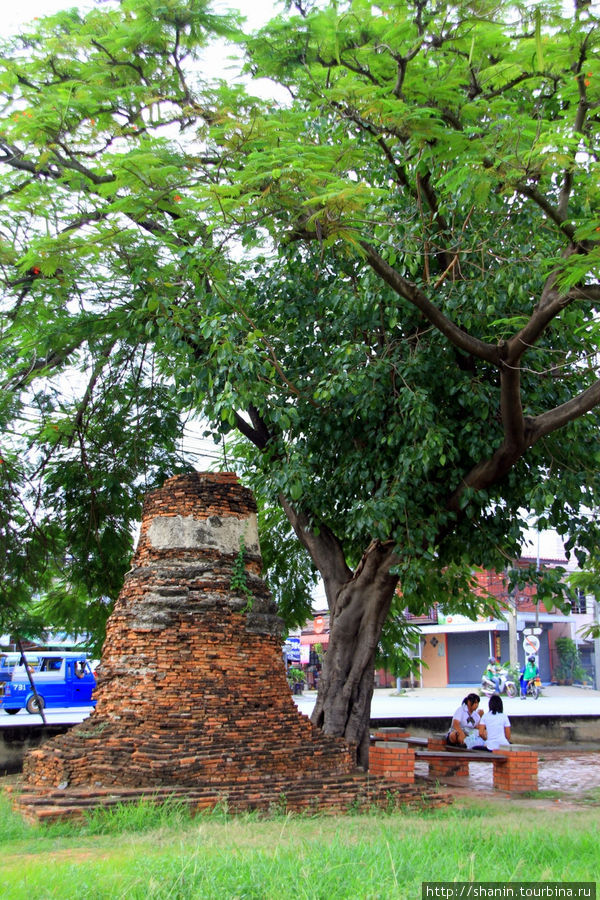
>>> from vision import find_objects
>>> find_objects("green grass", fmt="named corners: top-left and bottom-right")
top-left (0, 792), bottom-right (598, 899)
top-left (516, 789), bottom-right (565, 799)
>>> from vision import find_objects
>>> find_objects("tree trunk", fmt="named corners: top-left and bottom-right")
top-left (311, 541), bottom-right (399, 768)
top-left (279, 498), bottom-right (399, 769)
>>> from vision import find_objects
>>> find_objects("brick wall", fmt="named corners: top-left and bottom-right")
top-left (370, 743), bottom-right (415, 783)
top-left (492, 749), bottom-right (538, 792)
top-left (426, 736), bottom-right (469, 777)
top-left (16, 473), bottom-right (448, 821)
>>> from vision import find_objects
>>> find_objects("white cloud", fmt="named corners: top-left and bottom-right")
top-left (1, 0), bottom-right (279, 34)
top-left (1, 0), bottom-right (92, 32)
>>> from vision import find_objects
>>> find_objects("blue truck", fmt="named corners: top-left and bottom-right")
top-left (0, 653), bottom-right (40, 686)
top-left (0, 652), bottom-right (96, 715)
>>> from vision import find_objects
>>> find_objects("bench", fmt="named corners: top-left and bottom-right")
top-left (370, 733), bottom-right (538, 792)
top-left (414, 749), bottom-right (503, 762)
top-left (370, 729), bottom-right (427, 747)
top-left (414, 748), bottom-right (504, 780)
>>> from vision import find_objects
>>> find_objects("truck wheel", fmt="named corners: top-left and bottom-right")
top-left (26, 695), bottom-right (45, 714)
top-left (5, 708), bottom-right (20, 715)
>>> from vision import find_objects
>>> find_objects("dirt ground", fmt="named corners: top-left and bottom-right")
top-left (416, 745), bottom-right (600, 810)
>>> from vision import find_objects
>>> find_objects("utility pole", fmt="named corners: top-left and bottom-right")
top-left (594, 599), bottom-right (600, 691)
top-left (16, 636), bottom-right (47, 725)
top-left (507, 586), bottom-right (519, 669)
top-left (535, 530), bottom-right (540, 629)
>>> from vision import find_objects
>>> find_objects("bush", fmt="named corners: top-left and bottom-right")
top-left (287, 666), bottom-right (305, 684)
top-left (554, 637), bottom-right (586, 684)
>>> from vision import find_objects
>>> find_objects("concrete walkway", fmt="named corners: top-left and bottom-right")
top-left (293, 684), bottom-right (600, 720)
top-left (4, 685), bottom-right (598, 727)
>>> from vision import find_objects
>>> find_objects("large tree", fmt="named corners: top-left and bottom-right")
top-left (1, 0), bottom-right (600, 765)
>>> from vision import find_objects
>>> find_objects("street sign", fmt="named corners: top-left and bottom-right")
top-left (523, 634), bottom-right (540, 655)
top-left (313, 616), bottom-right (325, 634)
top-left (284, 637), bottom-right (301, 663)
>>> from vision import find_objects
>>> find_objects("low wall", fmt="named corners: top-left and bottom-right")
top-left (0, 725), bottom-right (71, 775)
top-left (4, 712), bottom-right (599, 775)
top-left (370, 715), bottom-right (600, 743)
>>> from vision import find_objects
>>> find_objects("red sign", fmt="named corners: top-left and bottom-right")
top-left (313, 616), bottom-right (325, 634)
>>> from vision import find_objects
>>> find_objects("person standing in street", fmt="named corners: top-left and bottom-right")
top-left (520, 654), bottom-right (539, 698)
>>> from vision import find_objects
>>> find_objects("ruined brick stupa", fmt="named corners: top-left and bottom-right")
top-left (16, 473), bottom-right (440, 821)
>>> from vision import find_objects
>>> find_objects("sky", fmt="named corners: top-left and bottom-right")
top-left (2, 0), bottom-right (93, 31)
top-left (1, 0), bottom-right (279, 34)
top-left (0, 0), bottom-right (282, 471)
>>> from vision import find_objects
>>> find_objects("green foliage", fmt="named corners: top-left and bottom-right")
top-left (569, 559), bottom-right (600, 640)
top-left (287, 665), bottom-right (306, 684)
top-left (554, 636), bottom-right (586, 684)
top-left (375, 601), bottom-right (421, 679)
top-left (504, 661), bottom-right (521, 687)
top-left (257, 502), bottom-right (317, 629)
top-left (230, 534), bottom-right (253, 609)
top-left (1, 0), bottom-right (600, 660)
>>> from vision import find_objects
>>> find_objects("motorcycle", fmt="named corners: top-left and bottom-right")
top-left (480, 670), bottom-right (518, 698)
top-left (524, 675), bottom-right (542, 699)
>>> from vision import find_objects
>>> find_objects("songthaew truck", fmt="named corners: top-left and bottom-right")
top-left (0, 653), bottom-right (39, 686)
top-left (0, 652), bottom-right (96, 715)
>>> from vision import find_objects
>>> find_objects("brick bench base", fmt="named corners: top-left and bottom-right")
top-left (371, 733), bottom-right (538, 792)
top-left (370, 742), bottom-right (415, 783)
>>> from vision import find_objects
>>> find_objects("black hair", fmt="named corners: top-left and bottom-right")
top-left (489, 694), bottom-right (503, 715)
top-left (463, 693), bottom-right (480, 706)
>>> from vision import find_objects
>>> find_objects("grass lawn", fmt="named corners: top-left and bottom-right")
top-left (1, 788), bottom-right (599, 899)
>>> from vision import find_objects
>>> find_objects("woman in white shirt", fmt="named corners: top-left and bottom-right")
top-left (478, 694), bottom-right (511, 750)
top-left (446, 693), bottom-right (485, 747)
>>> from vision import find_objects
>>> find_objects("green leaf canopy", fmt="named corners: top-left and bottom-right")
top-left (1, 0), bottom-right (600, 649)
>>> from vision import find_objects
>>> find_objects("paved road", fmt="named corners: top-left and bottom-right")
top-left (293, 685), bottom-right (600, 720)
top-left (2, 685), bottom-right (599, 729)
top-left (0, 707), bottom-right (93, 728)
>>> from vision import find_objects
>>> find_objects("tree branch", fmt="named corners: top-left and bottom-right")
top-left (558, 32), bottom-right (592, 218)
top-left (360, 242), bottom-right (500, 363)
top-left (506, 257), bottom-right (576, 364)
top-left (516, 182), bottom-right (577, 240)
top-left (567, 283), bottom-right (600, 301)
top-left (228, 404), bottom-right (275, 452)
top-left (526, 378), bottom-right (600, 444)
top-left (278, 494), bottom-right (352, 609)
top-left (447, 373), bottom-right (600, 513)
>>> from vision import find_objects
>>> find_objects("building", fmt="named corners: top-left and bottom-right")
top-left (408, 527), bottom-right (597, 687)
top-left (296, 528), bottom-right (599, 689)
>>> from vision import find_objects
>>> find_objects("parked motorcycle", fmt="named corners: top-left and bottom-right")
top-left (481, 671), bottom-right (518, 698)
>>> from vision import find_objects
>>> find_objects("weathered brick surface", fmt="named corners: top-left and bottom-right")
top-left (371, 729), bottom-right (411, 742)
top-left (370, 743), bottom-right (415, 783)
top-left (492, 749), bottom-right (538, 792)
top-left (17, 473), bottom-right (447, 820)
top-left (426, 738), bottom-right (469, 777)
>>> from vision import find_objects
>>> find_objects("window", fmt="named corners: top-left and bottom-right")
top-left (571, 589), bottom-right (588, 615)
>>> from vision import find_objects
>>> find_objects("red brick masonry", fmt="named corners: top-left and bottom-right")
top-left (15, 473), bottom-right (448, 822)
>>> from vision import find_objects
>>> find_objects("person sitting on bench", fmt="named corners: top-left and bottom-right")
top-left (446, 693), bottom-right (485, 748)
top-left (477, 694), bottom-right (511, 750)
